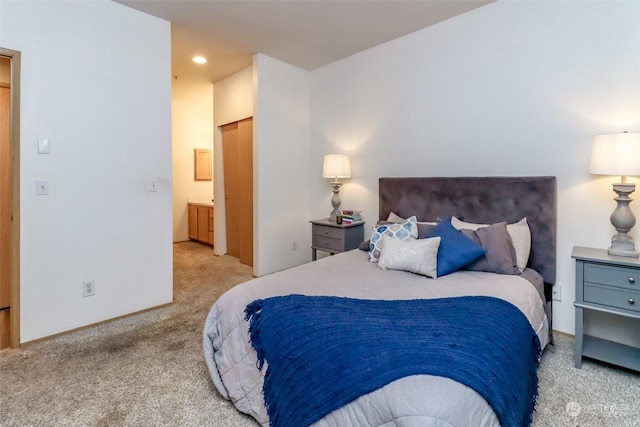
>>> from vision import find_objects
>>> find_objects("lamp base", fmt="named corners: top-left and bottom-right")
top-left (608, 248), bottom-right (639, 258)
top-left (608, 182), bottom-right (639, 257)
top-left (608, 234), bottom-right (639, 257)
top-left (329, 181), bottom-right (343, 223)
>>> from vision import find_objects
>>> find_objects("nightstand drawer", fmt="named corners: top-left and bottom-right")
top-left (312, 225), bottom-right (343, 240)
top-left (584, 264), bottom-right (640, 291)
top-left (312, 235), bottom-right (344, 252)
top-left (584, 283), bottom-right (640, 313)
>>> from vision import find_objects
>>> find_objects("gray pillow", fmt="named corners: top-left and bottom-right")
top-left (461, 222), bottom-right (518, 275)
top-left (417, 223), bottom-right (436, 239)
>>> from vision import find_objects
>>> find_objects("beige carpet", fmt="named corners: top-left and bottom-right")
top-left (0, 241), bottom-right (257, 427)
top-left (1, 241), bottom-right (638, 426)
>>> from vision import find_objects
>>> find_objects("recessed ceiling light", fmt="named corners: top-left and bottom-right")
top-left (193, 56), bottom-right (207, 64)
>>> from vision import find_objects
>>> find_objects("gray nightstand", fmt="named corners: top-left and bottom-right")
top-left (572, 246), bottom-right (640, 371)
top-left (310, 219), bottom-right (365, 261)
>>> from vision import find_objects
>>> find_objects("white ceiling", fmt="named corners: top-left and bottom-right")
top-left (115, 0), bottom-right (494, 84)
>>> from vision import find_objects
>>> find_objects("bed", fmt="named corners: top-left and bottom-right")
top-left (203, 176), bottom-right (557, 427)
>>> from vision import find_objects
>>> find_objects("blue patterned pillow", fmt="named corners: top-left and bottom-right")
top-left (368, 216), bottom-right (418, 263)
top-left (426, 218), bottom-right (486, 277)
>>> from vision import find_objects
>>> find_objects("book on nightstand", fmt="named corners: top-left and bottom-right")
top-left (341, 209), bottom-right (362, 224)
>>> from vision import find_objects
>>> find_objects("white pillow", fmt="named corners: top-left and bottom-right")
top-left (451, 216), bottom-right (531, 273)
top-left (378, 234), bottom-right (441, 278)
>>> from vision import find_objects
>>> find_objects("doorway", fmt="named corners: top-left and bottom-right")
top-left (0, 48), bottom-right (20, 349)
top-left (221, 117), bottom-right (253, 267)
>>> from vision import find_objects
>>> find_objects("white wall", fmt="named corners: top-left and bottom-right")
top-left (212, 66), bottom-right (253, 258)
top-left (212, 57), bottom-right (311, 276)
top-left (254, 54), bottom-right (311, 276)
top-left (172, 78), bottom-right (214, 242)
top-left (5, 0), bottom-right (635, 341)
top-left (2, 0), bottom-right (173, 342)
top-left (310, 1), bottom-right (640, 336)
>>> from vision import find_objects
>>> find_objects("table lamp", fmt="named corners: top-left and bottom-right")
top-left (589, 131), bottom-right (640, 257)
top-left (323, 154), bottom-right (351, 222)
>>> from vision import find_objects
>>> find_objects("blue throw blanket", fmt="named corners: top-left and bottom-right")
top-left (245, 295), bottom-right (541, 427)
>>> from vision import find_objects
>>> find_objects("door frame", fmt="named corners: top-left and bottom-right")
top-left (1, 47), bottom-right (21, 348)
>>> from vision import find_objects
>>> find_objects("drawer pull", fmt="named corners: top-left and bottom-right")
top-left (629, 277), bottom-right (635, 284)
top-left (324, 231), bottom-right (329, 235)
top-left (629, 298), bottom-right (635, 305)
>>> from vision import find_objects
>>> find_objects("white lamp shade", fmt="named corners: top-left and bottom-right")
top-left (323, 154), bottom-right (351, 179)
top-left (589, 132), bottom-right (640, 177)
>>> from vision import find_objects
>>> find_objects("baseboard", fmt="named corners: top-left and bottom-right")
top-left (19, 302), bottom-right (173, 347)
top-left (552, 329), bottom-right (575, 339)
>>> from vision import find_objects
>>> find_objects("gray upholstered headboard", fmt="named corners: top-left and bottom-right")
top-left (379, 177), bottom-right (557, 287)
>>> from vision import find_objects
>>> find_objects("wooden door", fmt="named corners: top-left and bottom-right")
top-left (0, 48), bottom-right (20, 349)
top-left (207, 207), bottom-right (214, 245)
top-left (188, 205), bottom-right (198, 240)
top-left (221, 117), bottom-right (253, 266)
top-left (222, 122), bottom-right (240, 258)
top-left (237, 118), bottom-right (253, 266)
top-left (197, 206), bottom-right (210, 243)
top-left (0, 83), bottom-right (10, 348)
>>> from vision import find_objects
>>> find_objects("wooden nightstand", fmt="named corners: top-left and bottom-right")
top-left (572, 246), bottom-right (640, 371)
top-left (310, 219), bottom-right (365, 261)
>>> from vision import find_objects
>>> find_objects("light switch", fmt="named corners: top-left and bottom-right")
top-left (37, 138), bottom-right (50, 154)
top-left (36, 179), bottom-right (49, 195)
top-left (149, 179), bottom-right (159, 192)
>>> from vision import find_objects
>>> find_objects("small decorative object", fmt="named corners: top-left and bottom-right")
top-left (336, 215), bottom-right (343, 224)
top-left (323, 154), bottom-right (351, 222)
top-left (589, 131), bottom-right (640, 257)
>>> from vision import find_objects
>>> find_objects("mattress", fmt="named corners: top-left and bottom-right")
top-left (203, 249), bottom-right (549, 426)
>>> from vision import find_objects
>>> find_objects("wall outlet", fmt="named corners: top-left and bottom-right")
top-left (36, 179), bottom-right (49, 195)
top-left (83, 280), bottom-right (96, 297)
top-left (552, 284), bottom-right (563, 302)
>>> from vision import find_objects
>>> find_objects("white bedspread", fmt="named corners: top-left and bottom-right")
top-left (203, 249), bottom-right (549, 426)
